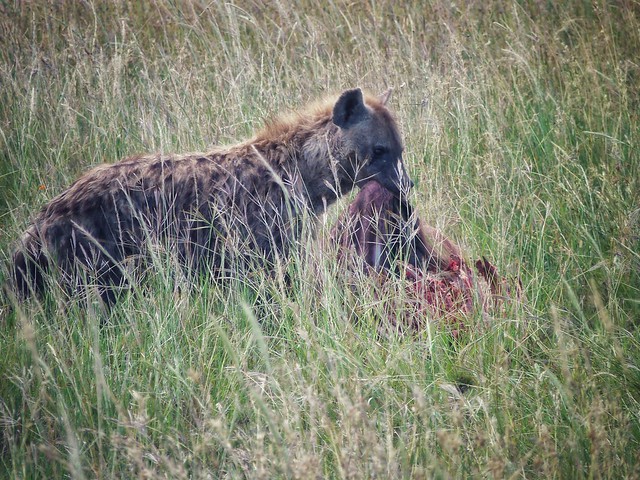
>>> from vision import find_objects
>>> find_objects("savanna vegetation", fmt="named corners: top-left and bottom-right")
top-left (1, 1), bottom-right (639, 478)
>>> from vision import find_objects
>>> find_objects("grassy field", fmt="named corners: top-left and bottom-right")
top-left (1, 1), bottom-right (639, 478)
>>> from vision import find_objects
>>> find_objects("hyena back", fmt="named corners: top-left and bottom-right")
top-left (11, 88), bottom-right (412, 303)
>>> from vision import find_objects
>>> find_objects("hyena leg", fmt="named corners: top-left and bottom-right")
top-left (50, 221), bottom-right (132, 306)
top-left (11, 226), bottom-right (48, 299)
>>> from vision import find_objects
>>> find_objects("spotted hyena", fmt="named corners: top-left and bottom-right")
top-left (11, 88), bottom-right (412, 303)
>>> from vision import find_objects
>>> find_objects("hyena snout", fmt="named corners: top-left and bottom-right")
top-left (355, 146), bottom-right (414, 196)
top-left (368, 156), bottom-right (414, 196)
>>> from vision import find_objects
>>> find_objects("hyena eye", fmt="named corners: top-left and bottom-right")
top-left (372, 146), bottom-right (388, 157)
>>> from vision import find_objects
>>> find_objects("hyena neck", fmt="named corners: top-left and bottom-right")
top-left (253, 112), bottom-right (355, 215)
top-left (296, 121), bottom-right (355, 214)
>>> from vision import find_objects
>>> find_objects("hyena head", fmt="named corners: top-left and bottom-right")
top-left (333, 88), bottom-right (413, 196)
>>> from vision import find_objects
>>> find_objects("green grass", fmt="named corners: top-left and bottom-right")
top-left (1, 1), bottom-right (639, 478)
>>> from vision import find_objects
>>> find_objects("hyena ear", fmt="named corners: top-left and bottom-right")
top-left (333, 88), bottom-right (368, 128)
top-left (379, 87), bottom-right (393, 106)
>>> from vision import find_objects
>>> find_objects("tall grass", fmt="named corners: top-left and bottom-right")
top-left (1, 1), bottom-right (639, 478)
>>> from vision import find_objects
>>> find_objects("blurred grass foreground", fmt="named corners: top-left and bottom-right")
top-left (1, 1), bottom-right (639, 478)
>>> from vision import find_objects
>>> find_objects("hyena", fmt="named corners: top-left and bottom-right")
top-left (11, 88), bottom-right (412, 303)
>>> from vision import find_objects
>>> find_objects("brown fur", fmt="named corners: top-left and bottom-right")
top-left (11, 88), bottom-right (412, 303)
top-left (332, 180), bottom-right (449, 273)
top-left (333, 180), bottom-right (517, 332)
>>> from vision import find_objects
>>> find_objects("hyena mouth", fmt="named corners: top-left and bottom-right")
top-left (358, 162), bottom-right (414, 198)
